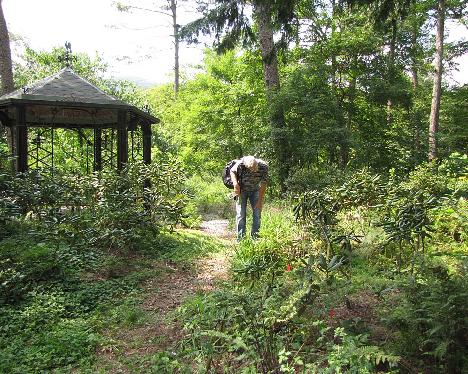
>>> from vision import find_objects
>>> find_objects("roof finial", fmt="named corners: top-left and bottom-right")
top-left (59, 41), bottom-right (75, 68)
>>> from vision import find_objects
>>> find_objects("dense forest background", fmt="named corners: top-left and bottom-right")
top-left (1, 0), bottom-right (467, 373)
top-left (1, 0), bottom-right (467, 183)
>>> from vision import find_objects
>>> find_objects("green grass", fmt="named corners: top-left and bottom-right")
top-left (155, 229), bottom-right (228, 262)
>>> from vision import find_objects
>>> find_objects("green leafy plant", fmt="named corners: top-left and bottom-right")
top-left (232, 238), bottom-right (288, 285)
top-left (178, 281), bottom-right (317, 373)
top-left (381, 193), bottom-right (436, 272)
top-left (333, 232), bottom-right (363, 256)
top-left (384, 264), bottom-right (468, 373)
top-left (294, 190), bottom-right (338, 259)
top-left (334, 168), bottom-right (386, 209)
top-left (307, 324), bottom-right (400, 373)
top-left (315, 254), bottom-right (347, 283)
top-left (148, 351), bottom-right (189, 373)
top-left (406, 266), bottom-right (468, 372)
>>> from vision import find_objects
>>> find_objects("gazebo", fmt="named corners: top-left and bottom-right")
top-left (0, 65), bottom-right (159, 173)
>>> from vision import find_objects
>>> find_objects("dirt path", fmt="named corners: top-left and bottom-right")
top-left (97, 220), bottom-right (233, 372)
top-left (199, 219), bottom-right (234, 240)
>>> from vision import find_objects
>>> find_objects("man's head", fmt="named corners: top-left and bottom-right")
top-left (243, 155), bottom-right (258, 172)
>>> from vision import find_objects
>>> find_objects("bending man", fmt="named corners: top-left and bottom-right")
top-left (230, 155), bottom-right (269, 241)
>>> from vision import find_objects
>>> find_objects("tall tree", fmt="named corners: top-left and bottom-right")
top-left (170, 0), bottom-right (180, 95)
top-left (0, 0), bottom-right (14, 160)
top-left (428, 0), bottom-right (445, 161)
top-left (115, 0), bottom-right (181, 97)
top-left (253, 1), bottom-right (289, 188)
top-left (181, 0), bottom-right (297, 190)
top-left (0, 0), bottom-right (12, 94)
top-left (403, 5), bottom-right (430, 163)
top-left (348, 0), bottom-right (413, 124)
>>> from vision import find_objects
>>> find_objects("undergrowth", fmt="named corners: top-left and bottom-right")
top-left (1, 158), bottom-right (466, 373)
top-left (158, 162), bottom-right (468, 373)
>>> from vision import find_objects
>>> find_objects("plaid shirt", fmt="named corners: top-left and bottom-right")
top-left (232, 158), bottom-right (269, 192)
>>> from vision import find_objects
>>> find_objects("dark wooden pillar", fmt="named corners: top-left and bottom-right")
top-left (142, 123), bottom-right (152, 165)
top-left (116, 110), bottom-right (128, 171)
top-left (93, 128), bottom-right (102, 171)
top-left (142, 123), bottom-right (152, 194)
top-left (15, 106), bottom-right (28, 172)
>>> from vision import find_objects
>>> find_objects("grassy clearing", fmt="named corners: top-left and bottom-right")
top-left (0, 226), bottom-right (229, 374)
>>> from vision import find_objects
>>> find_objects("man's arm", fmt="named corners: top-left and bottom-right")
top-left (230, 170), bottom-right (241, 196)
top-left (255, 181), bottom-right (267, 210)
top-left (255, 162), bottom-right (268, 210)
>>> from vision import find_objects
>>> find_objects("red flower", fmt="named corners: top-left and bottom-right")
top-left (329, 308), bottom-right (336, 319)
top-left (286, 264), bottom-right (292, 272)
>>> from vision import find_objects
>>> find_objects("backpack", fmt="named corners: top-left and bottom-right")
top-left (222, 159), bottom-right (244, 189)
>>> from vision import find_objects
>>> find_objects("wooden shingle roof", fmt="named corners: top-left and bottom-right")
top-left (1, 68), bottom-right (124, 105)
top-left (0, 68), bottom-right (159, 126)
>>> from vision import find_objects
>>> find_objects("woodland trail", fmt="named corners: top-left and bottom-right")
top-left (96, 219), bottom-right (234, 372)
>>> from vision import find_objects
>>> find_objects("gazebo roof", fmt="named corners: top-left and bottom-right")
top-left (1, 67), bottom-right (124, 105)
top-left (0, 67), bottom-right (158, 127)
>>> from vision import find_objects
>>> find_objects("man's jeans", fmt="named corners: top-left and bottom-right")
top-left (236, 190), bottom-right (261, 241)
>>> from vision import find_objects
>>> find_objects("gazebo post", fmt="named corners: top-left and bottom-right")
top-left (117, 110), bottom-right (128, 170)
top-left (142, 123), bottom-right (152, 165)
top-left (15, 105), bottom-right (28, 172)
top-left (93, 127), bottom-right (102, 171)
top-left (142, 123), bottom-right (152, 194)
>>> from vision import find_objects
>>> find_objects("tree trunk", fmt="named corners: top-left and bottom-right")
top-left (0, 0), bottom-right (14, 162)
top-left (428, 0), bottom-right (445, 161)
top-left (342, 71), bottom-right (355, 167)
top-left (410, 21), bottom-right (421, 162)
top-left (410, 33), bottom-right (418, 91)
top-left (330, 0), bottom-right (339, 166)
top-left (253, 1), bottom-right (289, 191)
top-left (386, 18), bottom-right (397, 126)
top-left (331, 0), bottom-right (338, 90)
top-left (333, 1), bottom-right (349, 168)
top-left (169, 0), bottom-right (179, 97)
top-left (0, 0), bottom-right (12, 94)
top-left (254, 3), bottom-right (281, 90)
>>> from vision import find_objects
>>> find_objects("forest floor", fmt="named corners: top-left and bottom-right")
top-left (94, 219), bottom-right (234, 373)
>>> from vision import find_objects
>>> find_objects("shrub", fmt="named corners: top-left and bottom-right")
top-left (185, 174), bottom-right (232, 219)
top-left (385, 264), bottom-right (468, 372)
top-left (232, 237), bottom-right (289, 282)
top-left (0, 169), bottom-right (21, 239)
top-left (0, 160), bottom-right (192, 254)
top-left (232, 205), bottom-right (297, 283)
top-left (306, 325), bottom-right (399, 373)
top-left (380, 193), bottom-right (436, 272)
top-left (333, 168), bottom-right (386, 209)
top-left (0, 240), bottom-right (68, 303)
top-left (0, 258), bottom-right (27, 304)
top-left (149, 351), bottom-right (188, 373)
top-left (285, 164), bottom-right (345, 194)
top-left (87, 161), bottom-right (190, 251)
top-left (430, 198), bottom-right (467, 249)
top-left (179, 281), bottom-right (314, 372)
top-left (438, 152), bottom-right (468, 180)
top-left (403, 166), bottom-right (447, 196)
